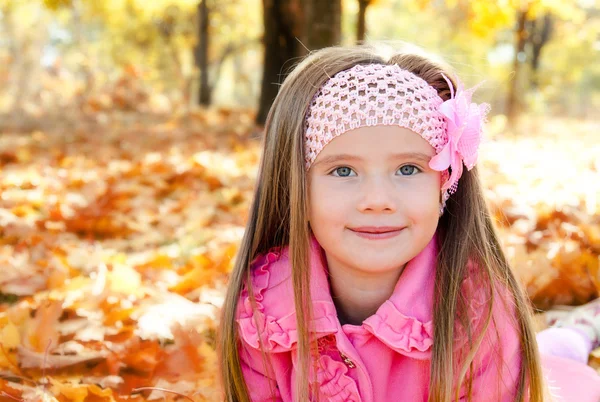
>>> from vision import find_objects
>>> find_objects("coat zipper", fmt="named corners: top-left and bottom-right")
top-left (339, 351), bottom-right (356, 368)
top-left (335, 335), bottom-right (375, 402)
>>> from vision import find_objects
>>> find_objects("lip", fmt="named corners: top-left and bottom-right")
top-left (348, 226), bottom-right (406, 240)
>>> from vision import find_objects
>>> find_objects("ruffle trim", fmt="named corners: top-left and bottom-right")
top-left (236, 249), bottom-right (339, 352)
top-left (236, 247), bottom-right (495, 361)
top-left (314, 355), bottom-right (360, 402)
top-left (363, 300), bottom-right (434, 358)
top-left (236, 246), bottom-right (448, 357)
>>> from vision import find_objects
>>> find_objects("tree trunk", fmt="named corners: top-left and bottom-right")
top-left (357, 0), bottom-right (369, 43)
top-left (529, 13), bottom-right (552, 89)
top-left (196, 0), bottom-right (211, 106)
top-left (256, 0), bottom-right (302, 125)
top-left (506, 9), bottom-right (528, 128)
top-left (302, 0), bottom-right (341, 52)
top-left (256, 0), bottom-right (341, 125)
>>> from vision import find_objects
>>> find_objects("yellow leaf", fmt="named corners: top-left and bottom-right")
top-left (16, 148), bottom-right (32, 163)
top-left (108, 252), bottom-right (128, 265)
top-left (63, 276), bottom-right (93, 292)
top-left (138, 254), bottom-right (173, 270)
top-left (26, 300), bottom-right (62, 353)
top-left (0, 321), bottom-right (20, 349)
top-left (169, 265), bottom-right (212, 295)
top-left (54, 383), bottom-right (88, 402)
top-left (43, 0), bottom-right (72, 10)
top-left (46, 269), bottom-right (69, 290)
top-left (88, 383), bottom-right (114, 398)
top-left (190, 253), bottom-right (212, 269)
top-left (107, 264), bottom-right (144, 297)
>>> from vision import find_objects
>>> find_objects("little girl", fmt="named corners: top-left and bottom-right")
top-left (218, 45), bottom-right (600, 401)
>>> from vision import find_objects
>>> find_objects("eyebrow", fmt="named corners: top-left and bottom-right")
top-left (313, 152), bottom-right (432, 167)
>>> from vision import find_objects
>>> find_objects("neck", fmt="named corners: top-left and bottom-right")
top-left (326, 257), bottom-right (406, 326)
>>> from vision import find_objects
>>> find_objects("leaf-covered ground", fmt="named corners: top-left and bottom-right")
top-left (0, 111), bottom-right (599, 401)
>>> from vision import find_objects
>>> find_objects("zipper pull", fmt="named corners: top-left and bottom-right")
top-left (339, 351), bottom-right (356, 368)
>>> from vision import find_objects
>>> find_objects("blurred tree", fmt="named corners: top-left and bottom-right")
top-left (416, 0), bottom-right (583, 125)
top-left (304, 0), bottom-right (342, 50)
top-left (527, 13), bottom-right (553, 89)
top-left (257, 0), bottom-right (301, 125)
top-left (506, 7), bottom-right (528, 127)
top-left (506, 4), bottom-right (563, 126)
top-left (196, 0), bottom-right (210, 105)
top-left (356, 0), bottom-right (374, 43)
top-left (1, 1), bottom-right (50, 114)
top-left (194, 0), bottom-right (259, 106)
top-left (257, 0), bottom-right (341, 125)
top-left (0, 0), bottom-right (594, 119)
top-left (34, 0), bottom-right (262, 108)
top-left (43, 0), bottom-right (72, 9)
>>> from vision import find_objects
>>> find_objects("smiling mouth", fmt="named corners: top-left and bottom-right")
top-left (349, 227), bottom-right (406, 234)
top-left (348, 227), bottom-right (406, 240)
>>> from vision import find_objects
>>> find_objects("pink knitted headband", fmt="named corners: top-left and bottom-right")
top-left (303, 63), bottom-right (490, 203)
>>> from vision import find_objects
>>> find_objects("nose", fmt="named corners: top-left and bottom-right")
top-left (356, 175), bottom-right (397, 213)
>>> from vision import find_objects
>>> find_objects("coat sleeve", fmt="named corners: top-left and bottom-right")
top-left (458, 284), bottom-right (525, 402)
top-left (238, 340), bottom-right (283, 401)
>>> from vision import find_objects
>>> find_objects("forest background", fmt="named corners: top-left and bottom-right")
top-left (0, 0), bottom-right (599, 401)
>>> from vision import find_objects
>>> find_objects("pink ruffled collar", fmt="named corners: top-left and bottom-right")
top-left (235, 234), bottom-right (439, 358)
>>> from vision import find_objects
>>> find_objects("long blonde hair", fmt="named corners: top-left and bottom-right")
top-left (218, 45), bottom-right (545, 402)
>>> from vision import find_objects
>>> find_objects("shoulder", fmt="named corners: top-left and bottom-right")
top-left (456, 261), bottom-right (525, 400)
top-left (457, 260), bottom-right (522, 353)
top-left (234, 238), bottom-right (339, 352)
top-left (461, 260), bottom-right (519, 324)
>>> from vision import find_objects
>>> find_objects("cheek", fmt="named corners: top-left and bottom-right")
top-left (308, 181), bottom-right (346, 221)
top-left (405, 179), bottom-right (441, 218)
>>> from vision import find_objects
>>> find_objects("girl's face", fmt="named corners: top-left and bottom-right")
top-left (307, 125), bottom-right (442, 277)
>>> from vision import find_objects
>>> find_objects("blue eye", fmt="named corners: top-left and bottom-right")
top-left (331, 167), bottom-right (356, 177)
top-left (398, 165), bottom-right (420, 176)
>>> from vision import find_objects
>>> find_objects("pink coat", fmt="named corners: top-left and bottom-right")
top-left (235, 235), bottom-right (600, 401)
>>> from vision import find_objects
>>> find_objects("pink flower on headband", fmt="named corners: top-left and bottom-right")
top-left (429, 74), bottom-right (490, 194)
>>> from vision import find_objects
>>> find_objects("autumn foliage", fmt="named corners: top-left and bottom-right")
top-left (0, 103), bottom-right (258, 401)
top-left (0, 106), bottom-right (599, 400)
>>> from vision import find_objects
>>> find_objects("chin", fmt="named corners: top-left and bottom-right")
top-left (350, 257), bottom-right (404, 272)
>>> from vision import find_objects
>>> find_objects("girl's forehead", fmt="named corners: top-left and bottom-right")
top-left (316, 125), bottom-right (436, 157)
